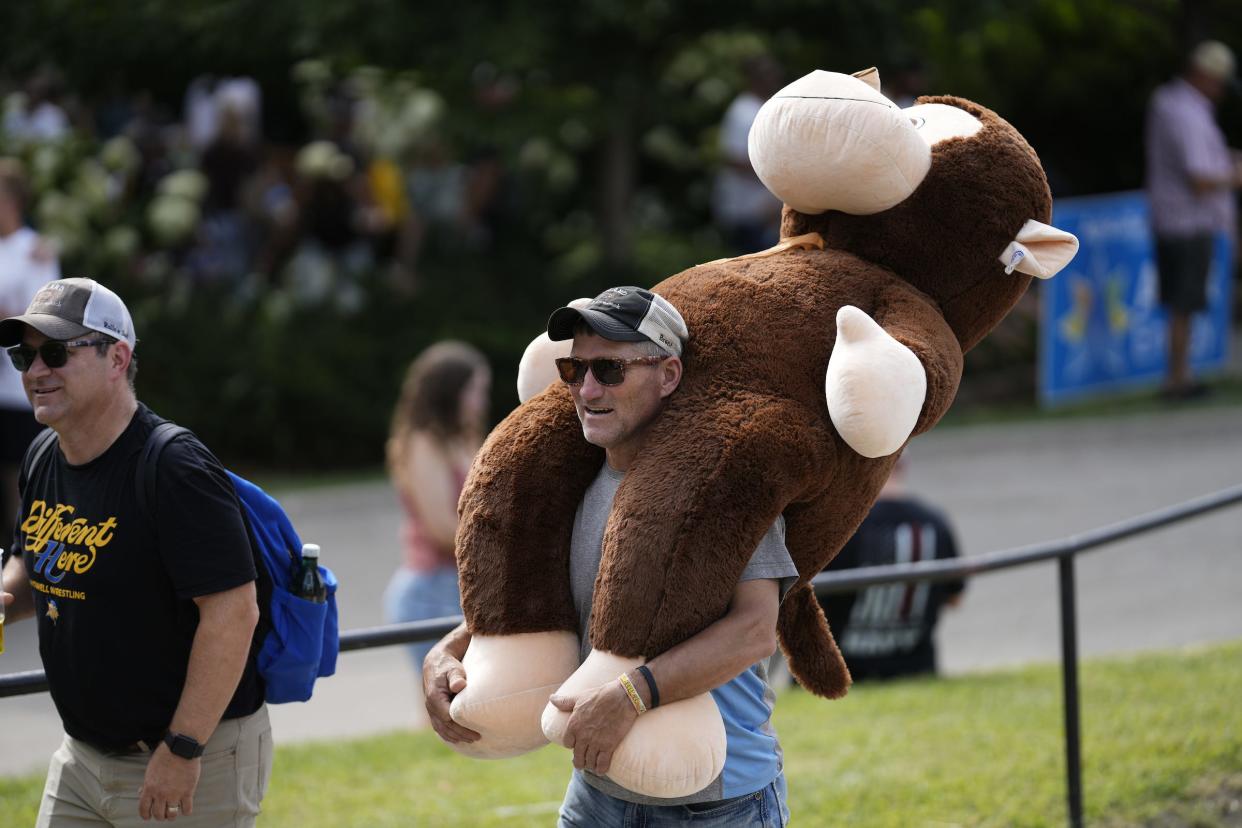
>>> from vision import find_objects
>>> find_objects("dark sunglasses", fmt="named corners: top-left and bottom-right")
top-left (7, 339), bottom-right (109, 372)
top-left (555, 356), bottom-right (665, 386)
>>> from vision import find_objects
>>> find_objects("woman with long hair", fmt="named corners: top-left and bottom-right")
top-left (385, 340), bottom-right (490, 671)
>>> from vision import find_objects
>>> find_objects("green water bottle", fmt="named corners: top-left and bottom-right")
top-left (293, 543), bottom-right (327, 604)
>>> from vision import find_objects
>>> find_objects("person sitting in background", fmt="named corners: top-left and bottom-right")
top-left (820, 458), bottom-right (965, 681)
top-left (384, 341), bottom-right (490, 673)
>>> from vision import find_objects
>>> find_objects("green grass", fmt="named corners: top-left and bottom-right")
top-left (3, 641), bottom-right (1239, 827)
top-left (779, 642), bottom-right (1242, 827)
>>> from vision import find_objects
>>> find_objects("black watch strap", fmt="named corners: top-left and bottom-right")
top-left (163, 731), bottom-right (205, 759)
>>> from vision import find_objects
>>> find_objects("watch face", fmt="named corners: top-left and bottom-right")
top-left (165, 732), bottom-right (203, 758)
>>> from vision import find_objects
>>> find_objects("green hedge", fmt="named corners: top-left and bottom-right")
top-left (127, 258), bottom-right (573, 471)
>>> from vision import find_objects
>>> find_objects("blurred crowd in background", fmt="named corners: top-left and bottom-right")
top-left (0, 39), bottom-right (812, 469)
top-left (1, 61), bottom-right (516, 309)
top-left (0, 1), bottom-right (1239, 471)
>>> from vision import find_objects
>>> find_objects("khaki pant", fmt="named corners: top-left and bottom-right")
top-left (36, 707), bottom-right (272, 827)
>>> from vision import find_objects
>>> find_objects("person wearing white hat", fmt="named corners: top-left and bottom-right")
top-left (1144, 40), bottom-right (1242, 399)
top-left (0, 278), bottom-right (272, 826)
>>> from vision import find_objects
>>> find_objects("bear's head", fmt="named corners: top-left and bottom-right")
top-left (750, 69), bottom-right (1077, 351)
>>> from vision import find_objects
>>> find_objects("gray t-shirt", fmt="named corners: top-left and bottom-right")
top-left (568, 462), bottom-right (798, 804)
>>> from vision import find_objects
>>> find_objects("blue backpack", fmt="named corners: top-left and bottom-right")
top-left (22, 423), bottom-right (339, 704)
top-left (141, 423), bottom-right (339, 704)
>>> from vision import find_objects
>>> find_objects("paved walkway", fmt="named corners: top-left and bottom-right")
top-left (2, 402), bottom-right (1239, 776)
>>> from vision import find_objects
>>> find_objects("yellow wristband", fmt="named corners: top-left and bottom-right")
top-left (619, 672), bottom-right (647, 715)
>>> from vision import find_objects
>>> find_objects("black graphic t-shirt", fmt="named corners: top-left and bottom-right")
top-left (822, 497), bottom-right (965, 680)
top-left (9, 404), bottom-right (263, 749)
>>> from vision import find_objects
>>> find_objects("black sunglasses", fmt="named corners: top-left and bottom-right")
top-left (555, 356), bottom-right (665, 386)
top-left (7, 339), bottom-right (110, 372)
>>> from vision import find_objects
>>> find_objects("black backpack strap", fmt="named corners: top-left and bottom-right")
top-left (136, 420), bottom-right (265, 579)
top-left (136, 422), bottom-right (193, 518)
top-left (9, 428), bottom-right (57, 565)
top-left (133, 421), bottom-right (270, 664)
top-left (20, 427), bottom-right (59, 486)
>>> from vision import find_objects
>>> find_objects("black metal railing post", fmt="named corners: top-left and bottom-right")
top-left (1059, 555), bottom-right (1084, 828)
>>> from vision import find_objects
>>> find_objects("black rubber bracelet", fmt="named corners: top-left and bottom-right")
top-left (636, 664), bottom-right (660, 709)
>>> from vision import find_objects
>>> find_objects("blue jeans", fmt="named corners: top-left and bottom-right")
top-left (558, 771), bottom-right (790, 827)
top-left (383, 566), bottom-right (461, 670)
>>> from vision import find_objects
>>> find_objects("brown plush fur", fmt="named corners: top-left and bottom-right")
top-left (456, 95), bottom-right (1051, 698)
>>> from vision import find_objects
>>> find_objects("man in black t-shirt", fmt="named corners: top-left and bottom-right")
top-left (0, 278), bottom-right (270, 827)
top-left (820, 459), bottom-right (965, 681)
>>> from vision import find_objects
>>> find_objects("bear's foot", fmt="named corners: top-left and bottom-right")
top-left (541, 650), bottom-right (726, 799)
top-left (448, 631), bottom-right (581, 758)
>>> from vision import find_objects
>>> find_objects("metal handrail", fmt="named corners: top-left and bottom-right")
top-left (3, 482), bottom-right (1241, 827)
top-left (809, 481), bottom-right (1242, 592)
top-left (0, 617), bottom-right (471, 699)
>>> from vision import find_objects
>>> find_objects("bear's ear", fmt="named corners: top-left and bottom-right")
top-left (516, 297), bottom-right (592, 403)
top-left (997, 219), bottom-right (1080, 279)
top-left (852, 67), bottom-right (881, 92)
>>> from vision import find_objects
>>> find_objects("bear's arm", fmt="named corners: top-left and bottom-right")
top-left (456, 385), bottom-right (603, 636)
top-left (871, 280), bottom-right (965, 435)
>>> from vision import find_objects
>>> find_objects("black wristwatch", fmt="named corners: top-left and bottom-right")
top-left (163, 731), bottom-right (205, 759)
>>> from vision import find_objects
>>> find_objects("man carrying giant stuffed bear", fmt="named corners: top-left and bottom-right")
top-left (424, 286), bottom-right (795, 826)
top-left (426, 64), bottom-right (1080, 826)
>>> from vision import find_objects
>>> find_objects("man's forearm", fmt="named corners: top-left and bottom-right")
top-left (169, 585), bottom-right (260, 743)
top-left (639, 579), bottom-right (779, 709)
top-left (1, 556), bottom-right (35, 622)
top-left (642, 616), bottom-right (771, 704)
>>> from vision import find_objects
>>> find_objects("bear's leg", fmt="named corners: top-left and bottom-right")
top-left (777, 583), bottom-right (851, 699)
top-left (776, 470), bottom-right (895, 698)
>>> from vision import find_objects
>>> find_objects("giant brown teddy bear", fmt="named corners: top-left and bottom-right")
top-left (444, 68), bottom-right (1078, 797)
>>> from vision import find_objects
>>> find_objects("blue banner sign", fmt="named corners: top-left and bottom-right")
top-left (1040, 191), bottom-right (1233, 407)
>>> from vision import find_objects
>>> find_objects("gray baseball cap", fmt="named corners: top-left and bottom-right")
top-left (0, 278), bottom-right (137, 348)
top-left (547, 286), bottom-right (688, 357)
